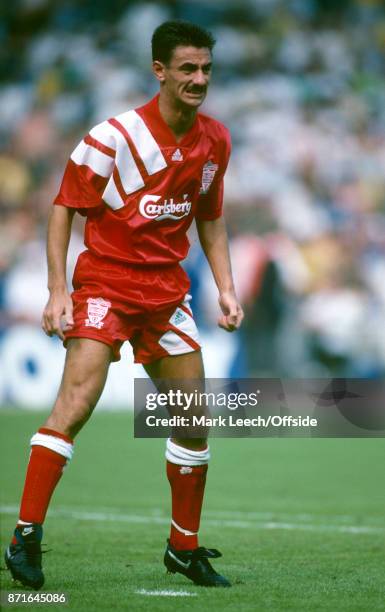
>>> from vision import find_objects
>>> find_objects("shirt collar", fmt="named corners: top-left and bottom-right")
top-left (137, 93), bottom-right (201, 147)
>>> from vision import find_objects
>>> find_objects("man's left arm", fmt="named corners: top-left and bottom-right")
top-left (196, 216), bottom-right (244, 332)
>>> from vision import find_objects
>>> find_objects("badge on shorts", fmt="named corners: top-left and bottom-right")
top-left (199, 160), bottom-right (218, 195)
top-left (85, 297), bottom-right (111, 329)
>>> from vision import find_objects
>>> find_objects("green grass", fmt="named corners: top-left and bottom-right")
top-left (1, 409), bottom-right (384, 611)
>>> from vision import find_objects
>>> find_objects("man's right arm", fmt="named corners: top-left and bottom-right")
top-left (42, 205), bottom-right (75, 340)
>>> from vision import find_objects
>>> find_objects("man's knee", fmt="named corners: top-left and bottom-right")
top-left (46, 339), bottom-right (112, 436)
top-left (58, 378), bottom-right (100, 412)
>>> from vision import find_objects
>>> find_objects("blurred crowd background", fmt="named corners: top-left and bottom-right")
top-left (1, 0), bottom-right (385, 388)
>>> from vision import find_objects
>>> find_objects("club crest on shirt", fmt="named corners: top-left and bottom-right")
top-left (199, 160), bottom-right (218, 195)
top-left (85, 297), bottom-right (111, 329)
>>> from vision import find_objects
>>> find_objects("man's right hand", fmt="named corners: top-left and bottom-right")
top-left (42, 288), bottom-right (74, 340)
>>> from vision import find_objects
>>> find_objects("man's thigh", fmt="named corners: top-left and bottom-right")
top-left (144, 350), bottom-right (204, 379)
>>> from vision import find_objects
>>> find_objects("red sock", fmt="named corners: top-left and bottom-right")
top-left (17, 428), bottom-right (73, 526)
top-left (167, 461), bottom-right (208, 551)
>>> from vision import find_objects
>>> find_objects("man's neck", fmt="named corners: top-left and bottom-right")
top-left (158, 91), bottom-right (197, 142)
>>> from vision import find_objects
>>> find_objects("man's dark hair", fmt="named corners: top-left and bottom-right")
top-left (152, 20), bottom-right (216, 64)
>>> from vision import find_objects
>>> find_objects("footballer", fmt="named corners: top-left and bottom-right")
top-left (4, 20), bottom-right (243, 589)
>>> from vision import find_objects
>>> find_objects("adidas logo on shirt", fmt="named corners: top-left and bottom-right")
top-left (171, 148), bottom-right (183, 162)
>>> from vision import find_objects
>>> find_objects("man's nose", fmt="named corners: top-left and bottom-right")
top-left (193, 70), bottom-right (207, 86)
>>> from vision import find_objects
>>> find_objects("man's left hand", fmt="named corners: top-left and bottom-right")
top-left (218, 291), bottom-right (244, 332)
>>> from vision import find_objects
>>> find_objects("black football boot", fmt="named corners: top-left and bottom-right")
top-left (4, 524), bottom-right (45, 590)
top-left (164, 540), bottom-right (231, 587)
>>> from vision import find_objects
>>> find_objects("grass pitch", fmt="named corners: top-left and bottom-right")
top-left (1, 409), bottom-right (384, 611)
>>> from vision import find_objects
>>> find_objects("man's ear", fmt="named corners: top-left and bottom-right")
top-left (152, 60), bottom-right (166, 83)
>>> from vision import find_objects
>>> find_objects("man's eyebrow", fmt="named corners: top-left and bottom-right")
top-left (178, 62), bottom-right (212, 70)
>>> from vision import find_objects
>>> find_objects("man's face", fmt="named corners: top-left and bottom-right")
top-left (154, 46), bottom-right (212, 108)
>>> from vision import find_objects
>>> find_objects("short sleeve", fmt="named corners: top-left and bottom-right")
top-left (53, 130), bottom-right (115, 213)
top-left (195, 127), bottom-right (231, 221)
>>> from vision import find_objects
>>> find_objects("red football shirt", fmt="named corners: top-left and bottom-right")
top-left (54, 94), bottom-right (231, 265)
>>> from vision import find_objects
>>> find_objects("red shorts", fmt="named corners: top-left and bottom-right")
top-left (65, 251), bottom-right (201, 363)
